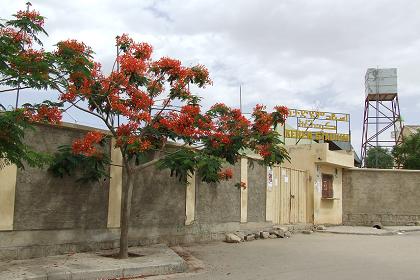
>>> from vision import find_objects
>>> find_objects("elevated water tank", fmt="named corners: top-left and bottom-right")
top-left (365, 68), bottom-right (397, 101)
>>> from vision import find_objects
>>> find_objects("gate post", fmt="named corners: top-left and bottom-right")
top-left (240, 157), bottom-right (248, 223)
top-left (0, 162), bottom-right (17, 231)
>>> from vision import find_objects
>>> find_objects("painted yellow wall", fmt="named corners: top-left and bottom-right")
top-left (314, 165), bottom-right (343, 225)
top-left (185, 171), bottom-right (196, 225)
top-left (282, 144), bottom-right (321, 223)
top-left (281, 143), bottom-right (353, 225)
top-left (0, 163), bottom-right (17, 231)
top-left (240, 157), bottom-right (248, 223)
top-left (107, 139), bottom-right (123, 228)
top-left (265, 165), bottom-right (276, 222)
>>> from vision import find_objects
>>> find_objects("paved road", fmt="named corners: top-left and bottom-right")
top-left (152, 231), bottom-right (420, 280)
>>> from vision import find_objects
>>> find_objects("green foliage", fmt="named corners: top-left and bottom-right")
top-left (365, 146), bottom-right (393, 169)
top-left (158, 148), bottom-right (225, 183)
top-left (0, 12), bottom-right (52, 91)
top-left (157, 148), bottom-right (199, 183)
top-left (0, 110), bottom-right (51, 169)
top-left (196, 154), bottom-right (225, 183)
top-left (393, 130), bottom-right (420, 170)
top-left (49, 145), bottom-right (110, 183)
top-left (254, 130), bottom-right (290, 166)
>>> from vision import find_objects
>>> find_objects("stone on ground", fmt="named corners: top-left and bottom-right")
top-left (270, 230), bottom-right (285, 238)
top-left (235, 231), bottom-right (245, 242)
top-left (260, 231), bottom-right (270, 239)
top-left (273, 225), bottom-right (289, 232)
top-left (245, 234), bottom-right (255, 241)
top-left (316, 225), bottom-right (327, 231)
top-left (225, 233), bottom-right (241, 243)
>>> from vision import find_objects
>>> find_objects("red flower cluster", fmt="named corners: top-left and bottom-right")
top-left (147, 79), bottom-right (164, 96)
top-left (114, 122), bottom-right (153, 152)
top-left (72, 131), bottom-right (104, 157)
top-left (256, 144), bottom-right (271, 158)
top-left (132, 42), bottom-right (153, 60)
top-left (206, 104), bottom-right (251, 148)
top-left (218, 168), bottom-right (233, 180)
top-left (273, 105), bottom-right (289, 125)
top-left (16, 10), bottom-right (44, 27)
top-left (239, 181), bottom-right (247, 189)
top-left (191, 65), bottom-right (212, 87)
top-left (119, 53), bottom-right (147, 75)
top-left (0, 27), bottom-right (32, 44)
top-left (10, 49), bottom-right (46, 75)
top-left (116, 34), bottom-right (133, 47)
top-left (21, 49), bottom-right (44, 62)
top-left (252, 104), bottom-right (273, 135)
top-left (56, 39), bottom-right (90, 56)
top-left (153, 57), bottom-right (182, 74)
top-left (139, 139), bottom-right (152, 151)
top-left (158, 105), bottom-right (212, 139)
top-left (116, 122), bottom-right (139, 136)
top-left (24, 105), bottom-right (62, 124)
top-left (274, 105), bottom-right (289, 117)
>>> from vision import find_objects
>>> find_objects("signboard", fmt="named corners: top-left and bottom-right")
top-left (285, 108), bottom-right (350, 143)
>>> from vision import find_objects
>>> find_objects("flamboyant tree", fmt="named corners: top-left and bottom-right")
top-left (0, 6), bottom-right (61, 168)
top-left (1, 7), bottom-right (290, 258)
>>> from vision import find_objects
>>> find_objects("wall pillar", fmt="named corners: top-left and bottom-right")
top-left (107, 139), bottom-right (123, 228)
top-left (265, 166), bottom-right (274, 222)
top-left (0, 163), bottom-right (17, 231)
top-left (240, 157), bottom-right (248, 223)
top-left (185, 172), bottom-right (196, 225)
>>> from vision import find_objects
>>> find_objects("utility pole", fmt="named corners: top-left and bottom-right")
top-left (15, 2), bottom-right (32, 109)
top-left (239, 84), bottom-right (242, 113)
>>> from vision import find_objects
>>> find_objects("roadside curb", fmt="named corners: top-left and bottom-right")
top-left (317, 230), bottom-right (394, 236)
top-left (0, 244), bottom-right (187, 280)
top-left (316, 226), bottom-right (420, 236)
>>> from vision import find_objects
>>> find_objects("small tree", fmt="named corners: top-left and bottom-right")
top-left (1, 7), bottom-right (290, 258)
top-left (393, 130), bottom-right (420, 169)
top-left (365, 146), bottom-right (393, 169)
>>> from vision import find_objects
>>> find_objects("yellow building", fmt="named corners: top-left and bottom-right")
top-left (266, 122), bottom-right (354, 226)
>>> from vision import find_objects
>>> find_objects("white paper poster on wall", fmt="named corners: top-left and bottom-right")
top-left (284, 176), bottom-right (289, 183)
top-left (267, 167), bottom-right (273, 190)
top-left (316, 181), bottom-right (321, 193)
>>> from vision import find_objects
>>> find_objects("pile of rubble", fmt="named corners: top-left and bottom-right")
top-left (225, 226), bottom-right (293, 243)
top-left (225, 225), bottom-right (327, 243)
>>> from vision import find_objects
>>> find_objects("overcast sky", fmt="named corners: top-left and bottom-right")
top-left (2, 0), bottom-right (420, 154)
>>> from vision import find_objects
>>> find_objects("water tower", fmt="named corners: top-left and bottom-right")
top-left (360, 68), bottom-right (403, 167)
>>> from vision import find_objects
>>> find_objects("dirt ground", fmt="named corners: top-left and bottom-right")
top-left (150, 231), bottom-right (420, 280)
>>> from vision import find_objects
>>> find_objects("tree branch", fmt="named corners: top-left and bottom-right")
top-left (69, 101), bottom-right (106, 121)
top-left (133, 142), bottom-right (190, 171)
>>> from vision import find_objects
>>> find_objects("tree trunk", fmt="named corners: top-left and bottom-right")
top-left (119, 158), bottom-right (134, 259)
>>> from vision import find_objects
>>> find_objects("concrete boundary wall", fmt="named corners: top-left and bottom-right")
top-left (0, 123), bottom-right (270, 260)
top-left (343, 168), bottom-right (420, 226)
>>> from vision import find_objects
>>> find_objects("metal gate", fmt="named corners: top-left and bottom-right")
top-left (271, 166), bottom-right (307, 225)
